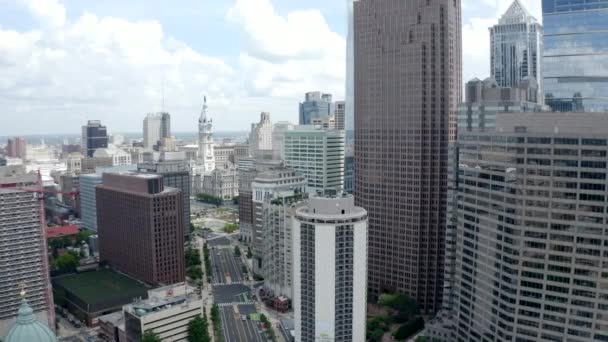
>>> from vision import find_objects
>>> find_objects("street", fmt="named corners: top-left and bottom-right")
top-left (210, 246), bottom-right (245, 285)
top-left (219, 304), bottom-right (268, 342)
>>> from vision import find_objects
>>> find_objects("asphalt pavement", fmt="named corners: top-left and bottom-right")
top-left (210, 247), bottom-right (244, 284)
top-left (220, 304), bottom-right (268, 342)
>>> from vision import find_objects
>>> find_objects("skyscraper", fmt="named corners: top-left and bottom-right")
top-left (249, 112), bottom-right (274, 160)
top-left (138, 152), bottom-right (191, 238)
top-left (198, 97), bottom-right (215, 172)
top-left (96, 172), bottom-right (185, 285)
top-left (6, 137), bottom-right (26, 159)
top-left (490, 0), bottom-right (543, 103)
top-left (299, 92), bottom-right (334, 126)
top-left (543, 0), bottom-right (608, 112)
top-left (453, 112), bottom-right (608, 341)
top-left (334, 101), bottom-right (346, 131)
top-left (250, 164), bottom-right (305, 271)
top-left (284, 127), bottom-right (345, 194)
top-left (346, 0), bottom-right (355, 132)
top-left (81, 120), bottom-right (108, 158)
top-left (354, 0), bottom-right (461, 313)
top-left (160, 112), bottom-right (171, 140)
top-left (293, 194), bottom-right (368, 342)
top-left (143, 114), bottom-right (161, 151)
top-left (0, 167), bottom-right (53, 336)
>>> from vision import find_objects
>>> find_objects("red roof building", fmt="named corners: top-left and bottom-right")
top-left (46, 225), bottom-right (80, 239)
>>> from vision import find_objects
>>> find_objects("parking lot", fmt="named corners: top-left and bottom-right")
top-left (219, 304), bottom-right (268, 342)
top-left (210, 247), bottom-right (245, 284)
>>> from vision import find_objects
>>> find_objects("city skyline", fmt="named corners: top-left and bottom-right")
top-left (0, 0), bottom-right (542, 136)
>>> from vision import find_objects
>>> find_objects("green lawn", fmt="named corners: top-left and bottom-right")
top-left (53, 269), bottom-right (148, 307)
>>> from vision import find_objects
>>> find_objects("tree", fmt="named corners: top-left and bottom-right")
top-left (210, 305), bottom-right (222, 340)
top-left (232, 196), bottom-right (239, 205)
top-left (185, 248), bottom-right (202, 268)
top-left (76, 230), bottom-right (94, 244)
top-left (223, 223), bottom-right (238, 233)
top-left (246, 247), bottom-right (252, 259)
top-left (187, 266), bottom-right (203, 280)
top-left (188, 315), bottom-right (210, 342)
top-left (142, 330), bottom-right (162, 342)
top-left (53, 252), bottom-right (79, 273)
top-left (234, 246), bottom-right (241, 257)
top-left (393, 316), bottom-right (425, 341)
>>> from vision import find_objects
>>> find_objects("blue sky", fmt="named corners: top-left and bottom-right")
top-left (0, 0), bottom-right (542, 136)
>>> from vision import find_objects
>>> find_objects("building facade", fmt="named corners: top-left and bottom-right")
top-left (490, 0), bottom-right (543, 103)
top-left (354, 0), bottom-right (461, 312)
top-left (93, 148), bottom-right (132, 166)
top-left (96, 173), bottom-right (185, 285)
top-left (81, 120), bottom-right (108, 158)
top-left (543, 0), bottom-right (608, 112)
top-left (293, 195), bottom-right (367, 342)
top-left (334, 101), bottom-right (346, 131)
top-left (0, 169), bottom-right (52, 336)
top-left (272, 121), bottom-right (295, 160)
top-left (138, 153), bottom-right (191, 237)
top-left (251, 167), bottom-right (306, 284)
top-left (299, 92), bottom-right (334, 126)
top-left (249, 112), bottom-right (274, 160)
top-left (453, 112), bottom-right (608, 342)
top-left (200, 166), bottom-right (238, 199)
top-left (6, 137), bottom-right (26, 159)
top-left (284, 127), bottom-right (345, 194)
top-left (124, 284), bottom-right (202, 342)
top-left (143, 113), bottom-right (161, 151)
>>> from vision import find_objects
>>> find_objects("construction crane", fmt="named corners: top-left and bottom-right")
top-left (1, 170), bottom-right (79, 332)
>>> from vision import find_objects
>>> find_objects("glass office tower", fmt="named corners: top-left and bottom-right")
top-left (543, 0), bottom-right (608, 112)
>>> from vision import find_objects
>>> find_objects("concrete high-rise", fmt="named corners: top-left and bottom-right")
top-left (284, 127), bottom-right (345, 194)
top-left (299, 92), bottom-right (334, 126)
top-left (81, 120), bottom-right (108, 158)
top-left (251, 165), bottom-right (306, 278)
top-left (354, 0), bottom-right (461, 312)
top-left (138, 152), bottom-right (191, 237)
top-left (96, 172), bottom-right (185, 285)
top-left (453, 112), bottom-right (608, 342)
top-left (0, 167), bottom-right (53, 336)
top-left (293, 194), bottom-right (367, 342)
top-left (490, 0), bottom-right (543, 103)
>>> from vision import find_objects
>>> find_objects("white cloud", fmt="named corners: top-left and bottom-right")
top-left (0, 1), bottom-right (240, 135)
top-left (20, 0), bottom-right (66, 27)
top-left (228, 0), bottom-right (346, 101)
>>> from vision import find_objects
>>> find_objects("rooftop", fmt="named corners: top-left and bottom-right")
top-left (46, 225), bottom-right (80, 239)
top-left (52, 269), bottom-right (149, 312)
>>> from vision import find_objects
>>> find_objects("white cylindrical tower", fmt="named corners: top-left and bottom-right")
top-left (293, 194), bottom-right (367, 342)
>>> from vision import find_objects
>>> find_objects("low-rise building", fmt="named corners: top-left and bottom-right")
top-left (124, 283), bottom-right (202, 342)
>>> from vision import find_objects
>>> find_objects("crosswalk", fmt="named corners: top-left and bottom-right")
top-left (211, 281), bottom-right (246, 286)
top-left (217, 301), bottom-right (256, 307)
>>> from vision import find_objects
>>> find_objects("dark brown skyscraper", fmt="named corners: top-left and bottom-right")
top-left (354, 0), bottom-right (461, 313)
top-left (97, 172), bottom-right (185, 285)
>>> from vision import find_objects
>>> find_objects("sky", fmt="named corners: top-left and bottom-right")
top-left (0, 0), bottom-right (542, 136)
